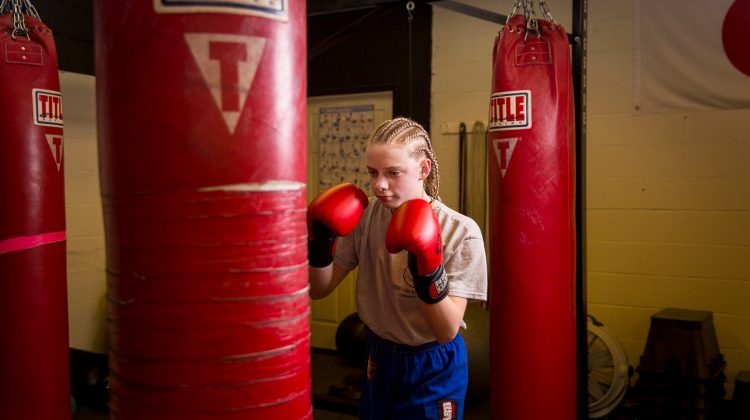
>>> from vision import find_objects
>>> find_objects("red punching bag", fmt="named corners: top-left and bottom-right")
top-left (0, 3), bottom-right (70, 419)
top-left (95, 1), bottom-right (310, 419)
top-left (488, 2), bottom-right (576, 419)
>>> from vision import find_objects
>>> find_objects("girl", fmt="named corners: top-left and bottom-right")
top-left (308, 117), bottom-right (487, 419)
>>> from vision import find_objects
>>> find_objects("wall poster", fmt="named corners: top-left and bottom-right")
top-left (317, 104), bottom-right (374, 193)
top-left (306, 91), bottom-right (393, 200)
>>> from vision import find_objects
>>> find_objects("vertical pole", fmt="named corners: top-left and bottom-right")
top-left (572, 0), bottom-right (589, 418)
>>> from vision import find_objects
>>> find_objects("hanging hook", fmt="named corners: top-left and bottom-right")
top-left (406, 1), bottom-right (415, 20)
top-left (521, 0), bottom-right (541, 42)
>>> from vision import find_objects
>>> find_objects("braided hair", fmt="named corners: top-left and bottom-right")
top-left (367, 117), bottom-right (441, 201)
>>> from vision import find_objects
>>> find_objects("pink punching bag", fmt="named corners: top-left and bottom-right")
top-left (487, 5), bottom-right (577, 420)
top-left (95, 1), bottom-right (310, 419)
top-left (0, 3), bottom-right (70, 419)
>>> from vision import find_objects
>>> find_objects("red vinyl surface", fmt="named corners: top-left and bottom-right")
top-left (487, 15), bottom-right (577, 420)
top-left (0, 13), bottom-right (70, 419)
top-left (95, 1), bottom-right (311, 417)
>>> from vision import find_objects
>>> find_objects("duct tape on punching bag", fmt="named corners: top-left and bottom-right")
top-left (95, 1), bottom-right (311, 418)
top-left (0, 1), bottom-right (70, 418)
top-left (487, 1), bottom-right (576, 419)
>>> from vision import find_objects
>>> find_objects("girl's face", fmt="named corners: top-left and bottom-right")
top-left (366, 143), bottom-right (430, 209)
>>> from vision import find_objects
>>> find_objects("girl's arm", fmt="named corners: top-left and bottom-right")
top-left (420, 296), bottom-right (468, 344)
top-left (308, 263), bottom-right (350, 300)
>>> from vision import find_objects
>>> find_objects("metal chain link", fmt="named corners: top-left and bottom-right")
top-left (505, 0), bottom-right (522, 25)
top-left (506, 0), bottom-right (558, 41)
top-left (523, 0), bottom-right (540, 40)
top-left (1, 0), bottom-right (42, 40)
top-left (538, 0), bottom-right (556, 24)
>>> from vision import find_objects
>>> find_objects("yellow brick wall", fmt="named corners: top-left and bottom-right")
top-left (587, 0), bottom-right (750, 398)
top-left (60, 71), bottom-right (107, 353)
top-left (431, 0), bottom-right (499, 209)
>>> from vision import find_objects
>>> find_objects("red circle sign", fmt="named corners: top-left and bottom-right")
top-left (722, 0), bottom-right (750, 77)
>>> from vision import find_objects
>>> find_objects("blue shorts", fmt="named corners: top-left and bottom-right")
top-left (359, 332), bottom-right (468, 420)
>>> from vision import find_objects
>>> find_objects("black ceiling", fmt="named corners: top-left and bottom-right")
top-left (24, 0), bottom-right (427, 75)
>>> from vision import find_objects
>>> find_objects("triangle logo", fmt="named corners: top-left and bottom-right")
top-left (185, 33), bottom-right (266, 135)
top-left (492, 137), bottom-right (519, 178)
top-left (45, 134), bottom-right (64, 172)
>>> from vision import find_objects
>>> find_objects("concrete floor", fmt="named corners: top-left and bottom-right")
top-left (73, 406), bottom-right (358, 420)
top-left (73, 402), bottom-right (487, 419)
top-left (70, 348), bottom-right (489, 419)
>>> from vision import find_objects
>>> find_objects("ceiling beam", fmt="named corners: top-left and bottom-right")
top-left (307, 0), bottom-right (403, 16)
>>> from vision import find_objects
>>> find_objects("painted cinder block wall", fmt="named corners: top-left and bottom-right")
top-left (584, 0), bottom-right (750, 398)
top-left (430, 0), bottom-right (750, 398)
top-left (60, 71), bottom-right (107, 353)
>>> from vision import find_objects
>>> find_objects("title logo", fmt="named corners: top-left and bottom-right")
top-left (45, 134), bottom-right (64, 171)
top-left (154, 0), bottom-right (287, 21)
top-left (492, 137), bottom-right (520, 178)
top-left (437, 399), bottom-right (457, 420)
top-left (185, 33), bottom-right (267, 135)
top-left (33, 89), bottom-right (63, 128)
top-left (488, 90), bottom-right (531, 131)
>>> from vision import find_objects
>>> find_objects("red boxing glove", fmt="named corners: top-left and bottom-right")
top-left (386, 199), bottom-right (448, 303)
top-left (307, 183), bottom-right (368, 267)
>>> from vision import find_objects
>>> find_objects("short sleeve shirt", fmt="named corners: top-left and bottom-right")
top-left (333, 198), bottom-right (488, 346)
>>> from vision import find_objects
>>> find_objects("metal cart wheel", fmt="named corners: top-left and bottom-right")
top-left (588, 315), bottom-right (630, 418)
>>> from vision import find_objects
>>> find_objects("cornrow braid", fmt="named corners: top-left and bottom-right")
top-left (368, 117), bottom-right (441, 201)
top-left (422, 146), bottom-right (441, 200)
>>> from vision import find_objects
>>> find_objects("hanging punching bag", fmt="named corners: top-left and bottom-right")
top-left (487, 2), bottom-right (576, 419)
top-left (0, 3), bottom-right (70, 419)
top-left (95, 1), bottom-right (310, 419)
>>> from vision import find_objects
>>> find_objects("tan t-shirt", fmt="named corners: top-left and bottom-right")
top-left (333, 198), bottom-right (487, 346)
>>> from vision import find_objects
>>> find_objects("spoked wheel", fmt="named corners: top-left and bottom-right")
top-left (588, 315), bottom-right (630, 418)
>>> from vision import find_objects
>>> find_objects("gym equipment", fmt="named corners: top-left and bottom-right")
top-left (733, 371), bottom-right (750, 419)
top-left (487, 1), bottom-right (577, 419)
top-left (463, 303), bottom-right (490, 404)
top-left (308, 183), bottom-right (368, 267)
top-left (0, 1), bottom-right (70, 418)
top-left (635, 308), bottom-right (726, 418)
top-left (330, 312), bottom-right (369, 402)
top-left (458, 121), bottom-right (488, 236)
top-left (69, 348), bottom-right (109, 413)
top-left (386, 199), bottom-right (447, 304)
top-left (95, 1), bottom-right (310, 418)
top-left (335, 312), bottom-right (370, 369)
top-left (587, 315), bottom-right (629, 418)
